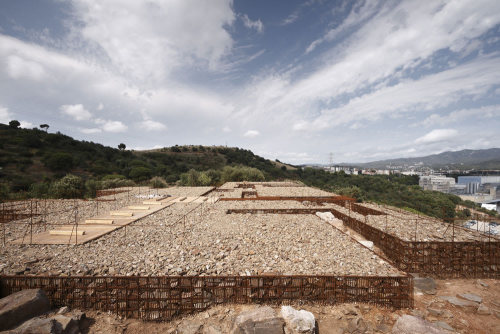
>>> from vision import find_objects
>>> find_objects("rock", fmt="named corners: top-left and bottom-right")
top-left (3, 317), bottom-right (57, 334)
top-left (70, 310), bottom-right (86, 322)
top-left (414, 277), bottom-right (436, 295)
top-left (477, 304), bottom-right (492, 315)
top-left (441, 310), bottom-right (453, 319)
top-left (439, 296), bottom-right (478, 311)
top-left (347, 316), bottom-right (367, 333)
top-left (281, 306), bottom-right (315, 334)
top-left (52, 314), bottom-right (80, 334)
top-left (231, 306), bottom-right (284, 334)
top-left (434, 321), bottom-right (454, 331)
top-left (177, 319), bottom-right (203, 334)
top-left (477, 280), bottom-right (489, 288)
top-left (376, 322), bottom-right (392, 333)
top-left (359, 240), bottom-right (373, 248)
top-left (203, 325), bottom-right (223, 334)
top-left (457, 293), bottom-right (482, 303)
top-left (57, 306), bottom-right (70, 315)
top-left (0, 289), bottom-right (51, 331)
top-left (391, 315), bottom-right (447, 334)
top-left (427, 308), bottom-right (443, 317)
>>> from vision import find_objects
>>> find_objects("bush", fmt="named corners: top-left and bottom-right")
top-left (85, 179), bottom-right (98, 198)
top-left (49, 174), bottom-right (84, 198)
top-left (44, 152), bottom-right (73, 171)
top-left (149, 176), bottom-right (167, 188)
top-left (29, 182), bottom-right (50, 198)
top-left (0, 183), bottom-right (10, 202)
top-left (129, 166), bottom-right (152, 182)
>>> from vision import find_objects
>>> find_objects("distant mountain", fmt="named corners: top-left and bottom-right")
top-left (358, 148), bottom-right (500, 170)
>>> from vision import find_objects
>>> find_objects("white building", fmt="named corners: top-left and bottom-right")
top-left (419, 175), bottom-right (456, 193)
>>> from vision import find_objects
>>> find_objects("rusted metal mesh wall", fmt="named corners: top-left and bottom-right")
top-left (329, 207), bottom-right (500, 278)
top-left (404, 242), bottom-right (500, 278)
top-left (0, 275), bottom-right (413, 320)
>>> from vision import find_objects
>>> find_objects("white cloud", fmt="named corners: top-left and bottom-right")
top-left (60, 104), bottom-right (92, 121)
top-left (420, 105), bottom-right (500, 127)
top-left (290, 55), bottom-right (500, 131)
top-left (243, 130), bottom-right (260, 138)
top-left (19, 121), bottom-right (34, 129)
top-left (222, 126), bottom-right (231, 133)
top-left (102, 120), bottom-right (127, 133)
top-left (415, 129), bottom-right (458, 144)
top-left (241, 14), bottom-right (264, 33)
top-left (80, 128), bottom-right (102, 134)
top-left (6, 55), bottom-right (46, 81)
top-left (139, 119), bottom-right (167, 131)
top-left (97, 103), bottom-right (104, 111)
top-left (71, 0), bottom-right (235, 81)
top-left (306, 0), bottom-right (380, 54)
top-left (0, 106), bottom-right (11, 123)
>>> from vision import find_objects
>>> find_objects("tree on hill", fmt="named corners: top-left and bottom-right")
top-left (118, 143), bottom-right (126, 150)
top-left (9, 120), bottom-right (20, 129)
top-left (40, 124), bottom-right (49, 132)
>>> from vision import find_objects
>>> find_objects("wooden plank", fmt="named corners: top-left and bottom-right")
top-left (128, 205), bottom-right (150, 210)
top-left (85, 219), bottom-right (114, 225)
top-left (110, 211), bottom-right (134, 217)
top-left (143, 200), bottom-right (163, 205)
top-left (50, 230), bottom-right (85, 236)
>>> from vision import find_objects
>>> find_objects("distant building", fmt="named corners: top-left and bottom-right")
top-left (457, 176), bottom-right (500, 195)
top-left (419, 175), bottom-right (459, 193)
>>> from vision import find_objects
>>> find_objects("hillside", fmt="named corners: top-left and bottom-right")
top-left (0, 123), bottom-right (292, 192)
top-left (1, 122), bottom-right (495, 219)
top-left (357, 148), bottom-right (500, 169)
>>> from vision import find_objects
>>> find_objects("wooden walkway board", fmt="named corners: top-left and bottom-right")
top-left (85, 219), bottom-right (114, 225)
top-left (11, 201), bottom-right (174, 245)
top-left (110, 211), bottom-right (134, 217)
top-left (49, 230), bottom-right (85, 236)
top-left (171, 197), bottom-right (187, 203)
top-left (128, 205), bottom-right (150, 210)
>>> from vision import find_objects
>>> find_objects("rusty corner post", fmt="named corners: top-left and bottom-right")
top-left (30, 200), bottom-right (33, 245)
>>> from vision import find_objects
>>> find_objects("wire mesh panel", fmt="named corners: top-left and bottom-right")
top-left (0, 275), bottom-right (413, 321)
top-left (330, 207), bottom-right (500, 278)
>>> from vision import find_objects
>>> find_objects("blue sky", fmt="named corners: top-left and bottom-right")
top-left (1, 0), bottom-right (500, 164)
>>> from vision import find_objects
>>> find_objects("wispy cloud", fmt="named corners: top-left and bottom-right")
top-left (415, 129), bottom-right (458, 144)
top-left (240, 14), bottom-right (264, 33)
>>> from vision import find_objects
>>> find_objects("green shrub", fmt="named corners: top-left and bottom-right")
top-left (149, 176), bottom-right (167, 188)
top-left (29, 182), bottom-right (50, 198)
top-left (0, 183), bottom-right (10, 202)
top-left (129, 166), bottom-right (152, 182)
top-left (49, 174), bottom-right (84, 198)
top-left (44, 152), bottom-right (73, 171)
top-left (85, 179), bottom-right (98, 198)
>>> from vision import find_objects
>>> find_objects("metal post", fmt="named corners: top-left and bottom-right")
top-left (30, 200), bottom-right (33, 244)
top-left (414, 219), bottom-right (417, 242)
top-left (75, 199), bottom-right (78, 245)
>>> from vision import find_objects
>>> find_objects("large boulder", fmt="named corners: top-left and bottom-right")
top-left (230, 306), bottom-right (284, 334)
top-left (1, 317), bottom-right (57, 334)
top-left (392, 315), bottom-right (447, 334)
top-left (281, 306), bottom-right (315, 334)
top-left (0, 289), bottom-right (51, 331)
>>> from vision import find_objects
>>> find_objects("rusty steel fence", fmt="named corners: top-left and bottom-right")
top-left (328, 207), bottom-right (500, 278)
top-left (0, 275), bottom-right (413, 320)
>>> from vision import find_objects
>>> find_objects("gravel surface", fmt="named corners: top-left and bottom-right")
top-left (356, 203), bottom-right (495, 242)
top-left (0, 187), bottom-right (400, 277)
